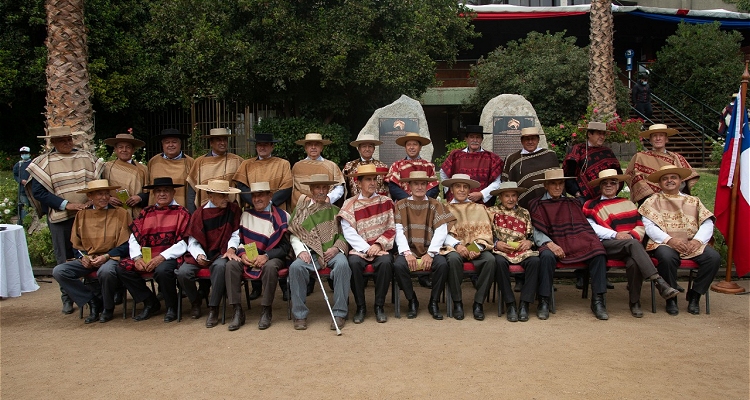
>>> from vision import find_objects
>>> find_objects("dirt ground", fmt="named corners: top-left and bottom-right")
top-left (1, 278), bottom-right (748, 399)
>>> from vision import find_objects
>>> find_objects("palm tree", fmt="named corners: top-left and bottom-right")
top-left (588, 0), bottom-right (616, 115)
top-left (44, 0), bottom-right (94, 149)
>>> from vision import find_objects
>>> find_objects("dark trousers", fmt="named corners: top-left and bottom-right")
top-left (393, 254), bottom-right (447, 302)
top-left (225, 258), bottom-right (282, 307)
top-left (495, 255), bottom-right (540, 304)
top-left (52, 259), bottom-right (117, 308)
top-left (445, 251), bottom-right (495, 304)
top-left (117, 268), bottom-right (157, 305)
top-left (651, 245), bottom-right (720, 295)
top-left (153, 260), bottom-right (179, 309)
top-left (602, 239), bottom-right (658, 303)
top-left (538, 250), bottom-right (556, 298)
top-left (349, 254), bottom-right (393, 308)
top-left (177, 257), bottom-right (228, 307)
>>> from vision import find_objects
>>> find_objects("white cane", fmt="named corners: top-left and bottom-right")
top-left (302, 243), bottom-right (342, 336)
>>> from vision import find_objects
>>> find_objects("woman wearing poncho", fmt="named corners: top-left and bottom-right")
top-left (562, 121), bottom-right (623, 203)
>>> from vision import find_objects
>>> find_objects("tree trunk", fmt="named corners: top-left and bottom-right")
top-left (588, 0), bottom-right (616, 116)
top-left (44, 0), bottom-right (95, 150)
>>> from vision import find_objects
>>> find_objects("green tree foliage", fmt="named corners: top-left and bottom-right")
top-left (253, 117), bottom-right (350, 166)
top-left (650, 22), bottom-right (744, 134)
top-left (0, 0), bottom-right (46, 104)
top-left (723, 0), bottom-right (750, 13)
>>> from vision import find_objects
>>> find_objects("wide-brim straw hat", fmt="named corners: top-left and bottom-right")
top-left (103, 133), bottom-right (146, 149)
top-left (639, 124), bottom-right (679, 139)
top-left (202, 128), bottom-right (235, 139)
top-left (249, 133), bottom-right (279, 143)
top-left (520, 127), bottom-right (543, 137)
top-left (350, 134), bottom-right (383, 147)
top-left (37, 126), bottom-right (82, 139)
top-left (463, 125), bottom-right (491, 136)
top-left (155, 128), bottom-right (190, 140)
top-left (347, 164), bottom-right (388, 178)
top-left (647, 165), bottom-right (692, 183)
top-left (76, 179), bottom-right (121, 194)
top-left (395, 132), bottom-right (431, 147)
top-left (295, 133), bottom-right (332, 146)
top-left (249, 182), bottom-right (274, 193)
top-left (585, 121), bottom-right (614, 133)
top-left (142, 177), bottom-right (184, 190)
top-left (535, 168), bottom-right (576, 182)
top-left (588, 169), bottom-right (628, 187)
top-left (195, 179), bottom-right (242, 194)
top-left (299, 173), bottom-right (338, 186)
top-left (442, 173), bottom-right (480, 189)
top-left (490, 181), bottom-right (527, 196)
top-left (401, 170), bottom-right (437, 183)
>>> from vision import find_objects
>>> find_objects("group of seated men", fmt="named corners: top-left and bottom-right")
top-left (43, 122), bottom-right (720, 332)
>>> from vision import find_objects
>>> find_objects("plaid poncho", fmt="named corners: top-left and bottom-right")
top-left (386, 158), bottom-right (439, 195)
top-left (563, 143), bottom-right (622, 200)
top-left (440, 149), bottom-right (504, 202)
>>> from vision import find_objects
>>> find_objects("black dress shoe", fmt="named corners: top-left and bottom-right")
top-left (61, 300), bottom-right (75, 315)
top-left (506, 302), bottom-right (518, 322)
top-left (113, 290), bottom-right (123, 306)
top-left (537, 297), bottom-right (550, 320)
top-left (353, 306), bottom-right (366, 324)
top-left (518, 301), bottom-right (529, 322)
top-left (606, 279), bottom-right (615, 290)
top-left (575, 276), bottom-right (585, 290)
top-left (453, 301), bottom-right (464, 320)
top-left (591, 294), bottom-right (609, 320)
top-left (84, 297), bottom-right (103, 324)
top-left (248, 288), bottom-right (261, 301)
top-left (134, 298), bottom-right (161, 321)
top-left (407, 298), bottom-right (419, 319)
top-left (675, 283), bottom-right (685, 293)
top-left (630, 301), bottom-right (643, 318)
top-left (428, 300), bottom-right (443, 320)
top-left (418, 275), bottom-right (432, 289)
top-left (687, 291), bottom-right (701, 315)
top-left (473, 302), bottom-right (485, 321)
top-left (514, 279), bottom-right (523, 293)
top-left (666, 298), bottom-right (679, 316)
top-left (375, 306), bottom-right (387, 323)
top-left (163, 307), bottom-right (178, 323)
top-left (99, 308), bottom-right (114, 323)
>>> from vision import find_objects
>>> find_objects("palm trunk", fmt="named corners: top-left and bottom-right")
top-left (588, 0), bottom-right (616, 115)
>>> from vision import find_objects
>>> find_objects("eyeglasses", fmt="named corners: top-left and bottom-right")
top-left (601, 180), bottom-right (619, 186)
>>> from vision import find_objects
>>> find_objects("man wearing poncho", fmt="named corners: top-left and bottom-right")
top-left (290, 133), bottom-right (345, 210)
top-left (102, 133), bottom-right (148, 218)
top-left (288, 174), bottom-right (351, 331)
top-left (146, 129), bottom-right (194, 210)
top-left (441, 174), bottom-right (495, 321)
top-left (342, 134), bottom-right (389, 198)
top-left (385, 132), bottom-right (440, 201)
top-left (562, 121), bottom-right (623, 203)
top-left (186, 128), bottom-right (243, 211)
top-left (502, 127), bottom-right (560, 209)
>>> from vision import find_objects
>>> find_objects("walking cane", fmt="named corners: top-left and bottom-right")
top-left (302, 243), bottom-right (342, 336)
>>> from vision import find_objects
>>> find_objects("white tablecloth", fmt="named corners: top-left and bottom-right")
top-left (0, 224), bottom-right (39, 298)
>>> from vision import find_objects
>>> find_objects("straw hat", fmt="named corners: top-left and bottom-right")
top-left (350, 134), bottom-right (383, 147)
top-left (588, 169), bottom-right (628, 187)
top-left (142, 177), bottom-right (184, 190)
top-left (202, 128), bottom-right (234, 139)
top-left (586, 121), bottom-right (613, 133)
top-left (295, 133), bottom-right (332, 146)
top-left (249, 182), bottom-right (273, 193)
top-left (37, 126), bottom-right (81, 139)
top-left (155, 128), bottom-right (189, 140)
top-left (347, 164), bottom-right (388, 178)
top-left (395, 132), bottom-right (431, 147)
top-left (442, 173), bottom-right (480, 189)
top-left (647, 165), bottom-right (692, 183)
top-left (490, 181), bottom-right (527, 196)
top-left (463, 125), bottom-right (490, 137)
top-left (400, 170), bottom-right (437, 183)
top-left (249, 133), bottom-right (279, 143)
top-left (195, 179), bottom-right (241, 194)
top-left (76, 179), bottom-right (121, 194)
top-left (535, 168), bottom-right (576, 182)
top-left (639, 124), bottom-right (679, 139)
top-left (299, 174), bottom-right (338, 186)
top-left (103, 133), bottom-right (145, 148)
top-left (520, 127), bottom-right (543, 137)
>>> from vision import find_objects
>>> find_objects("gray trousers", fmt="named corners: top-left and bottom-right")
top-left (602, 239), bottom-right (658, 303)
top-left (445, 251), bottom-right (495, 304)
top-left (225, 258), bottom-right (283, 307)
top-left (177, 257), bottom-right (228, 307)
top-left (289, 252), bottom-right (350, 320)
top-left (49, 218), bottom-right (75, 302)
top-left (52, 259), bottom-right (118, 309)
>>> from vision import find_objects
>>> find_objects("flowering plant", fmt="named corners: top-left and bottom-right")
top-left (0, 176), bottom-right (18, 223)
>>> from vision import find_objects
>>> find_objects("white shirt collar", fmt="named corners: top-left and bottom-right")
top-left (520, 147), bottom-right (543, 155)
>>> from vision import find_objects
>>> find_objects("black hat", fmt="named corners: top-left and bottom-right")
top-left (249, 132), bottom-right (279, 143)
top-left (463, 125), bottom-right (490, 136)
top-left (142, 177), bottom-right (185, 190)
top-left (155, 128), bottom-right (190, 140)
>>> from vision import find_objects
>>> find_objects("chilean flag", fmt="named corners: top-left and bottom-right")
top-left (714, 87), bottom-right (750, 277)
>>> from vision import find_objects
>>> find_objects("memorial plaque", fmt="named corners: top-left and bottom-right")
top-left (492, 116), bottom-right (535, 159)
top-left (378, 118), bottom-right (420, 166)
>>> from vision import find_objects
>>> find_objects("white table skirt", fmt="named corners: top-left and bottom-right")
top-left (0, 224), bottom-right (39, 298)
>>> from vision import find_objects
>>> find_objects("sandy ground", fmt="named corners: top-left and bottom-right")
top-left (1, 278), bottom-right (748, 399)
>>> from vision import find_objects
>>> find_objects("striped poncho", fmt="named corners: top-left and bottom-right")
top-left (185, 202), bottom-right (241, 263)
top-left (289, 197), bottom-right (348, 258)
top-left (582, 197), bottom-right (645, 240)
top-left (440, 149), bottom-right (504, 202)
top-left (563, 143), bottom-right (622, 200)
top-left (238, 205), bottom-right (290, 278)
top-left (338, 194), bottom-right (395, 255)
top-left (394, 198), bottom-right (455, 258)
top-left (385, 158), bottom-right (439, 195)
top-left (119, 204), bottom-right (191, 271)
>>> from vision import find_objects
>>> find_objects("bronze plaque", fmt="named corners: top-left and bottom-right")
top-left (378, 118), bottom-right (420, 166)
top-left (492, 116), bottom-right (536, 159)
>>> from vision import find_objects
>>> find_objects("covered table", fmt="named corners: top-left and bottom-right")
top-left (0, 224), bottom-right (39, 298)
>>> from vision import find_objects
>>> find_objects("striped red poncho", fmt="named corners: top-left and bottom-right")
top-left (582, 197), bottom-right (645, 240)
top-left (440, 149), bottom-right (504, 202)
top-left (338, 194), bottom-right (396, 252)
top-left (185, 202), bottom-right (241, 264)
top-left (119, 204), bottom-right (191, 271)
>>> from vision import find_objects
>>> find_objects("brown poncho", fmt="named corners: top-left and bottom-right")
top-left (394, 198), bottom-right (455, 258)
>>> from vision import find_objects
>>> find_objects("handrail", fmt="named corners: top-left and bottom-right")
top-left (643, 67), bottom-right (722, 116)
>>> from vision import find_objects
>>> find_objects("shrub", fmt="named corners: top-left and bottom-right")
top-left (0, 174), bottom-right (18, 223)
top-left (253, 117), bottom-right (350, 165)
top-left (26, 221), bottom-right (56, 266)
top-left (0, 150), bottom-right (16, 171)
top-left (433, 138), bottom-right (467, 170)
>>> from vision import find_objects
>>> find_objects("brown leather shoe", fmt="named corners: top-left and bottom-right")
top-left (205, 306), bottom-right (219, 328)
top-left (293, 318), bottom-right (307, 330)
top-left (330, 316), bottom-right (345, 330)
top-left (228, 304), bottom-right (245, 331)
top-left (258, 306), bottom-right (272, 330)
top-left (190, 299), bottom-right (202, 319)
